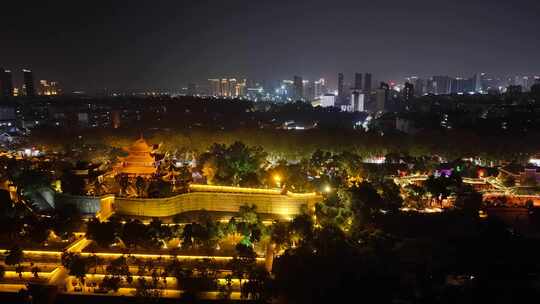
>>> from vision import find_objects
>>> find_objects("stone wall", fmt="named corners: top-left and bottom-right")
top-left (54, 193), bottom-right (104, 215)
top-left (114, 192), bottom-right (321, 218)
top-left (55, 189), bottom-right (322, 218)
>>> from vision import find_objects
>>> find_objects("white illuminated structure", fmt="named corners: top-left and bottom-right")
top-left (320, 93), bottom-right (336, 107)
top-left (529, 157), bottom-right (540, 167)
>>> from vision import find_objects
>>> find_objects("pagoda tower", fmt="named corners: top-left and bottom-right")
top-left (114, 137), bottom-right (157, 176)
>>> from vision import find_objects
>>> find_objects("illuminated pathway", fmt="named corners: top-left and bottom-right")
top-left (0, 233), bottom-right (264, 300)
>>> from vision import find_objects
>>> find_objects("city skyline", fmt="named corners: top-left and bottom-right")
top-left (1, 0), bottom-right (540, 92)
top-left (1, 67), bottom-right (539, 96)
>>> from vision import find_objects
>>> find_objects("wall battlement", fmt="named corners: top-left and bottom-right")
top-left (56, 185), bottom-right (322, 219)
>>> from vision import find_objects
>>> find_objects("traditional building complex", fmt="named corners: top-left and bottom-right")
top-left (113, 137), bottom-right (157, 176)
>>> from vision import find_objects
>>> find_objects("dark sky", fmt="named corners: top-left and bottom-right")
top-left (1, 0), bottom-right (540, 92)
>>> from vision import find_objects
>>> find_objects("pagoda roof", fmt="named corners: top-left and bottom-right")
top-left (115, 137), bottom-right (157, 175)
top-left (125, 138), bottom-right (153, 153)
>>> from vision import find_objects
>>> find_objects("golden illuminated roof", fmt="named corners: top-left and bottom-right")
top-left (116, 137), bottom-right (157, 175)
top-left (127, 138), bottom-right (153, 153)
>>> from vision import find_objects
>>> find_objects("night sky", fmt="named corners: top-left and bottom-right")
top-left (1, 0), bottom-right (539, 92)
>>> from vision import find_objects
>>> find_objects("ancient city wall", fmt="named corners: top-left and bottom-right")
top-left (54, 193), bottom-right (106, 214)
top-left (114, 191), bottom-right (321, 218)
top-left (56, 186), bottom-right (322, 218)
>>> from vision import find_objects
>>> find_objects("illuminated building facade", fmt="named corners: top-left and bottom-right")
top-left (303, 80), bottom-right (315, 101)
top-left (208, 78), bottom-right (247, 97)
top-left (337, 73), bottom-right (344, 103)
top-left (23, 69), bottom-right (35, 97)
top-left (187, 83), bottom-right (197, 96)
top-left (233, 79), bottom-right (247, 97)
top-left (39, 80), bottom-right (61, 96)
top-left (433, 75), bottom-right (451, 95)
top-left (314, 78), bottom-right (326, 98)
top-left (114, 137), bottom-right (157, 176)
top-left (351, 91), bottom-right (365, 112)
top-left (208, 78), bottom-right (220, 96)
top-left (293, 75), bottom-right (303, 101)
top-left (320, 93), bottom-right (336, 107)
top-left (364, 73), bottom-right (372, 95)
top-left (403, 82), bottom-right (414, 101)
top-left (0, 68), bottom-right (13, 99)
top-left (354, 73), bottom-right (363, 91)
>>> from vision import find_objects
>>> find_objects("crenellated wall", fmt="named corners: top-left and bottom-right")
top-left (114, 191), bottom-right (320, 218)
top-left (56, 186), bottom-right (322, 218)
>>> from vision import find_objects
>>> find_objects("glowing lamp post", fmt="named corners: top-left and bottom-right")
top-left (323, 185), bottom-right (332, 193)
top-left (273, 175), bottom-right (282, 188)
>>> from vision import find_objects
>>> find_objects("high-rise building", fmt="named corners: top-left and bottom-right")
top-left (293, 76), bottom-right (303, 101)
top-left (23, 69), bottom-right (35, 97)
top-left (362, 73), bottom-right (372, 107)
top-left (403, 82), bottom-right (414, 101)
top-left (354, 73), bottom-right (363, 90)
top-left (314, 78), bottom-right (326, 97)
top-left (373, 83), bottom-right (389, 113)
top-left (337, 73), bottom-right (345, 103)
top-left (432, 76), bottom-right (451, 95)
top-left (208, 79), bottom-right (220, 96)
top-left (228, 79), bottom-right (237, 97)
top-left (351, 91), bottom-right (365, 112)
top-left (220, 79), bottom-right (230, 96)
top-left (474, 73), bottom-right (486, 92)
top-left (1, 68), bottom-right (13, 99)
top-left (371, 82), bottom-right (390, 113)
top-left (321, 93), bottom-right (336, 107)
top-left (425, 79), bottom-right (435, 94)
top-left (187, 83), bottom-right (197, 96)
top-left (406, 76), bottom-right (425, 96)
top-left (364, 73), bottom-right (372, 94)
top-left (280, 80), bottom-right (294, 101)
top-left (303, 80), bottom-right (315, 101)
top-left (450, 77), bottom-right (474, 94)
top-left (38, 80), bottom-right (61, 96)
top-left (234, 79), bottom-right (247, 97)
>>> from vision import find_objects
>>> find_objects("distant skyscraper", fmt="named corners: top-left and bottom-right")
top-left (450, 77), bottom-right (474, 94)
top-left (39, 80), bottom-right (61, 96)
top-left (351, 91), bottom-right (365, 112)
top-left (293, 76), bottom-right (303, 101)
top-left (403, 82), bottom-right (414, 101)
top-left (23, 69), bottom-right (35, 97)
top-left (363, 73), bottom-right (372, 107)
top-left (406, 76), bottom-right (425, 96)
top-left (321, 93), bottom-right (336, 107)
top-left (187, 83), bottom-right (197, 96)
top-left (234, 79), bottom-right (247, 97)
top-left (208, 79), bottom-right (220, 96)
top-left (354, 73), bottom-right (363, 90)
top-left (474, 73), bottom-right (485, 92)
top-left (425, 79), bottom-right (435, 94)
top-left (363, 73), bottom-right (372, 94)
top-left (1, 68), bottom-right (13, 99)
top-left (314, 78), bottom-right (326, 97)
top-left (303, 80), bottom-right (315, 101)
top-left (337, 73), bottom-right (345, 103)
top-left (220, 79), bottom-right (229, 96)
top-left (228, 79), bottom-right (237, 97)
top-left (433, 76), bottom-right (451, 95)
top-left (373, 82), bottom-right (389, 113)
top-left (280, 80), bottom-right (294, 101)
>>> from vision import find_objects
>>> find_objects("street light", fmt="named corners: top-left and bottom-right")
top-left (273, 174), bottom-right (282, 188)
top-left (323, 185), bottom-right (332, 193)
